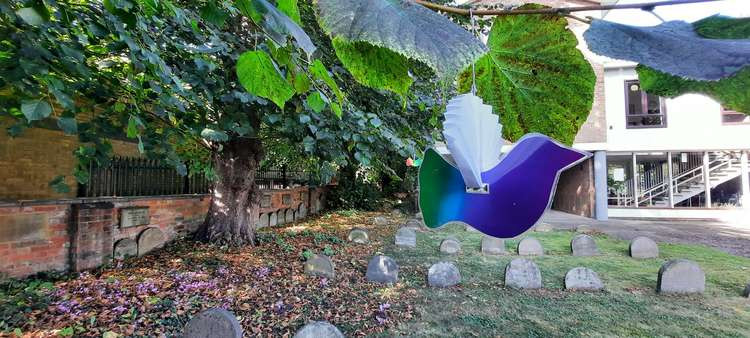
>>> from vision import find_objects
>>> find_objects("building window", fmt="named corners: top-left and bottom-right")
top-left (624, 80), bottom-right (667, 129)
top-left (721, 107), bottom-right (750, 125)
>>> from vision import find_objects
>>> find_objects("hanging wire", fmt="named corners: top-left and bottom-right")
top-left (470, 7), bottom-right (477, 95)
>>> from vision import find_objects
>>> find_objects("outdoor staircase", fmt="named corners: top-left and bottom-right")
top-left (633, 151), bottom-right (744, 207)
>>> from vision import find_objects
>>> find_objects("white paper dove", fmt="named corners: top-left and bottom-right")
top-left (442, 93), bottom-right (503, 189)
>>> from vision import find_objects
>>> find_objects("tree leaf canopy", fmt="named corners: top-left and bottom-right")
top-left (316, 0), bottom-right (487, 78)
top-left (637, 16), bottom-right (750, 114)
top-left (236, 50), bottom-right (295, 109)
top-left (584, 19), bottom-right (750, 81)
top-left (458, 6), bottom-right (595, 145)
top-left (237, 0), bottom-right (316, 55)
top-left (332, 38), bottom-right (413, 96)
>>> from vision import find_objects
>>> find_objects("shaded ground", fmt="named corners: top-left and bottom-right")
top-left (0, 211), bottom-right (415, 337)
top-left (384, 223), bottom-right (750, 337)
top-left (3, 211), bottom-right (750, 337)
top-left (543, 210), bottom-right (750, 258)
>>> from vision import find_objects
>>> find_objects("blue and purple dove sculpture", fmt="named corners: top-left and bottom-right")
top-left (418, 94), bottom-right (591, 238)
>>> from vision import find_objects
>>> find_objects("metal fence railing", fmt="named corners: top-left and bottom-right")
top-left (78, 157), bottom-right (211, 198)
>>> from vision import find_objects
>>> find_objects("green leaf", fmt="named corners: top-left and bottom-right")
top-left (200, 128), bottom-right (229, 142)
top-left (237, 0), bottom-right (316, 55)
top-left (317, 0), bottom-right (487, 78)
top-left (332, 38), bottom-right (413, 96)
top-left (49, 176), bottom-right (71, 194)
top-left (57, 117), bottom-right (77, 134)
top-left (306, 91), bottom-right (327, 113)
top-left (293, 72), bottom-right (311, 93)
top-left (200, 3), bottom-right (229, 28)
top-left (126, 116), bottom-right (138, 138)
top-left (636, 16), bottom-right (750, 114)
top-left (331, 102), bottom-right (342, 118)
top-left (309, 60), bottom-right (344, 104)
top-left (236, 50), bottom-right (295, 109)
top-left (21, 100), bottom-right (52, 121)
top-left (16, 8), bottom-right (45, 26)
top-left (276, 0), bottom-right (301, 25)
top-left (458, 6), bottom-right (595, 145)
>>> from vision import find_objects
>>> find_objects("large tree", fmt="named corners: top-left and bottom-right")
top-left (1, 0), bottom-right (598, 245)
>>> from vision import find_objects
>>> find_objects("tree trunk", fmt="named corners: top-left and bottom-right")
top-left (199, 137), bottom-right (264, 246)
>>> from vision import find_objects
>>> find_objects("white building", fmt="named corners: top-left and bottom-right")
top-left (568, 0), bottom-right (750, 220)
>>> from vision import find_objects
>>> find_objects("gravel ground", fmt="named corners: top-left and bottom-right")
top-left (542, 210), bottom-right (750, 258)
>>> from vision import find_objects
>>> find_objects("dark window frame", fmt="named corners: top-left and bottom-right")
top-left (624, 80), bottom-right (667, 129)
top-left (721, 106), bottom-right (750, 125)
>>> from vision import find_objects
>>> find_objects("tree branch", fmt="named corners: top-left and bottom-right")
top-left (414, 0), bottom-right (723, 16)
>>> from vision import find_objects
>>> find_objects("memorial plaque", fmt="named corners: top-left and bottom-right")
top-left (261, 194), bottom-right (272, 208)
top-left (282, 194), bottom-right (292, 205)
top-left (120, 207), bottom-right (150, 228)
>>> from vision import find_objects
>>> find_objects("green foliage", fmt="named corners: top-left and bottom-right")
top-left (236, 50), bottom-right (295, 108)
top-left (0, 277), bottom-right (58, 333)
top-left (276, 0), bottom-right (302, 25)
top-left (316, 0), bottom-right (487, 78)
top-left (693, 15), bottom-right (750, 39)
top-left (332, 38), bottom-right (414, 97)
top-left (458, 5), bottom-right (595, 145)
top-left (305, 91), bottom-right (327, 113)
top-left (636, 16), bottom-right (750, 114)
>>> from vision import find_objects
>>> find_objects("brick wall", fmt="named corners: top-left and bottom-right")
top-left (0, 187), bottom-right (328, 279)
top-left (552, 158), bottom-right (596, 217)
top-left (0, 124), bottom-right (140, 201)
top-left (0, 195), bottom-right (208, 279)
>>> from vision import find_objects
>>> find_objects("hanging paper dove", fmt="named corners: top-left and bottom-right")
top-left (583, 20), bottom-right (750, 81)
top-left (442, 93), bottom-right (503, 189)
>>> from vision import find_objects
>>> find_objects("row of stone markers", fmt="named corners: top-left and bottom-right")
top-left (392, 219), bottom-right (713, 294)
top-left (183, 308), bottom-right (345, 338)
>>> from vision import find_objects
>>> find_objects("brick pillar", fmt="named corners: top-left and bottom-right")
top-left (71, 202), bottom-right (115, 271)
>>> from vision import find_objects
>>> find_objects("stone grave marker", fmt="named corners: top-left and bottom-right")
top-left (517, 237), bottom-right (544, 256)
top-left (657, 259), bottom-right (705, 294)
top-left (395, 227), bottom-right (416, 248)
top-left (294, 321), bottom-right (344, 338)
top-left (366, 255), bottom-right (399, 284)
top-left (285, 209), bottom-right (295, 223)
top-left (571, 234), bottom-right (599, 256)
top-left (113, 238), bottom-right (137, 260)
top-left (391, 209), bottom-right (403, 217)
top-left (373, 216), bottom-right (389, 226)
top-left (304, 254), bottom-right (335, 279)
top-left (439, 237), bottom-right (461, 254)
top-left (534, 222), bottom-right (553, 232)
top-left (269, 212), bottom-right (278, 227)
top-left (428, 261), bottom-right (461, 287)
top-left (743, 283), bottom-right (750, 298)
top-left (277, 210), bottom-right (288, 225)
top-left (297, 203), bottom-right (307, 219)
top-left (505, 258), bottom-right (542, 289)
top-left (629, 236), bottom-right (659, 258)
top-left (137, 227), bottom-right (166, 257)
top-left (565, 267), bottom-right (604, 291)
top-left (348, 228), bottom-right (369, 244)
top-left (259, 213), bottom-right (269, 228)
top-left (183, 308), bottom-right (242, 338)
top-left (481, 236), bottom-right (506, 255)
top-left (405, 219), bottom-right (422, 230)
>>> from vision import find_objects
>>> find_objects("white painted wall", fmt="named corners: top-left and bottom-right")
top-left (602, 66), bottom-right (750, 152)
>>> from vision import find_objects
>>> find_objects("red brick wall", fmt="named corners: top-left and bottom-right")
top-left (0, 196), bottom-right (210, 279)
top-left (0, 187), bottom-right (328, 279)
top-left (0, 204), bottom-right (70, 278)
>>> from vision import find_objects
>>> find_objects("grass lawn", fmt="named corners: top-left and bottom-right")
top-left (2, 211), bottom-right (750, 336)
top-left (383, 223), bottom-right (750, 337)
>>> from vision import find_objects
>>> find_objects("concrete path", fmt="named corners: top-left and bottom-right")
top-left (541, 210), bottom-right (750, 258)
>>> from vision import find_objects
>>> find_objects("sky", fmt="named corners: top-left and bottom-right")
top-left (602, 0), bottom-right (750, 25)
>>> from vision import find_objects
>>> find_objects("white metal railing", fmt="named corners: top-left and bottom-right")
top-left (611, 151), bottom-right (743, 207)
